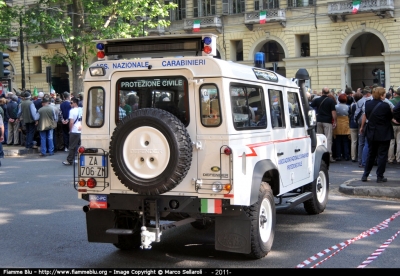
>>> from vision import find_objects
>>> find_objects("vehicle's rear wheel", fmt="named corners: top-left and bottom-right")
top-left (244, 182), bottom-right (275, 259)
top-left (113, 217), bottom-right (141, 250)
top-left (191, 218), bottom-right (215, 230)
top-left (110, 108), bottom-right (192, 195)
top-left (304, 161), bottom-right (329, 215)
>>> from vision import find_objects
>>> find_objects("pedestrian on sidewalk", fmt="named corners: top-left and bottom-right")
top-left (5, 95), bottom-right (20, 145)
top-left (388, 87), bottom-right (400, 164)
top-left (349, 92), bottom-right (363, 162)
top-left (35, 97), bottom-right (57, 157)
top-left (310, 87), bottom-right (337, 163)
top-left (17, 91), bottom-right (38, 149)
top-left (60, 92), bottom-right (71, 152)
top-left (0, 113), bottom-right (4, 166)
top-left (334, 94), bottom-right (350, 161)
top-left (355, 87), bottom-right (372, 167)
top-left (360, 87), bottom-right (393, 183)
top-left (63, 98), bottom-right (82, 165)
top-left (0, 97), bottom-right (9, 145)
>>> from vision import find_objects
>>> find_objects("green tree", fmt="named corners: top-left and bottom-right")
top-left (0, 0), bottom-right (176, 94)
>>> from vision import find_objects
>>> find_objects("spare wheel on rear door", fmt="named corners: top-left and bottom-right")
top-left (110, 108), bottom-right (192, 195)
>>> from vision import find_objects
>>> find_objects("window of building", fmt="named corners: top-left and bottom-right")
top-left (230, 40), bottom-right (243, 61)
top-left (254, 0), bottom-right (279, 10)
top-left (268, 89), bottom-right (285, 128)
top-left (288, 0), bottom-right (314, 8)
top-left (295, 34), bottom-right (310, 57)
top-left (33, 56), bottom-right (42, 74)
top-left (222, 0), bottom-right (245, 14)
top-left (168, 0), bottom-right (186, 21)
top-left (87, 87), bottom-right (105, 127)
top-left (259, 41), bottom-right (283, 62)
top-left (194, 0), bottom-right (216, 17)
top-left (230, 84), bottom-right (266, 129)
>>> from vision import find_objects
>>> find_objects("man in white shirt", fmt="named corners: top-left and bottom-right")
top-left (63, 98), bottom-right (82, 165)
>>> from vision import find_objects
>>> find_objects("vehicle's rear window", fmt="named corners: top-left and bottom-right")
top-left (86, 87), bottom-right (105, 127)
top-left (116, 77), bottom-right (189, 126)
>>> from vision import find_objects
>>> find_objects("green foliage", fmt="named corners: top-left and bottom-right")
top-left (0, 0), bottom-right (177, 68)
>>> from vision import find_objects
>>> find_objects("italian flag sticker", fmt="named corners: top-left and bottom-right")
top-left (260, 11), bottom-right (267, 24)
top-left (352, 0), bottom-right (360, 14)
top-left (193, 19), bottom-right (201, 32)
top-left (201, 199), bottom-right (222, 214)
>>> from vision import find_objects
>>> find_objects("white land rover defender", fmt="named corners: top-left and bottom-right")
top-left (75, 34), bottom-right (330, 259)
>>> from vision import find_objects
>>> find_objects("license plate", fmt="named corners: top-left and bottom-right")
top-left (79, 155), bottom-right (107, 177)
top-left (89, 194), bottom-right (107, 209)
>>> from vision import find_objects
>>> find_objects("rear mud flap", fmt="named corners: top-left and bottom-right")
top-left (215, 215), bottom-right (251, 254)
top-left (86, 209), bottom-right (118, 243)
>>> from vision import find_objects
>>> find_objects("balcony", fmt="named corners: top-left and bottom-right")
top-left (327, 0), bottom-right (394, 22)
top-left (3, 39), bottom-right (18, 52)
top-left (147, 25), bottom-right (166, 36)
top-left (183, 16), bottom-right (222, 33)
top-left (244, 9), bottom-right (286, 30)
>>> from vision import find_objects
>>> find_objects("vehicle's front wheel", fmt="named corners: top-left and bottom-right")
top-left (245, 182), bottom-right (275, 259)
top-left (304, 161), bottom-right (329, 215)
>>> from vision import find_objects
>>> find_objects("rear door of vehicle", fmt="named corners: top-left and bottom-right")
top-left (108, 69), bottom-right (199, 193)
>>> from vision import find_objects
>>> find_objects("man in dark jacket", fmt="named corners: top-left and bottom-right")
top-left (360, 87), bottom-right (394, 183)
top-left (60, 92), bottom-right (71, 151)
top-left (310, 87), bottom-right (337, 163)
top-left (36, 97), bottom-right (57, 156)
top-left (5, 95), bottom-right (20, 145)
top-left (17, 91), bottom-right (37, 149)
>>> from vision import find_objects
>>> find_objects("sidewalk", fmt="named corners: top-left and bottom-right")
top-left (2, 144), bottom-right (41, 156)
top-left (3, 143), bottom-right (400, 199)
top-left (339, 177), bottom-right (400, 199)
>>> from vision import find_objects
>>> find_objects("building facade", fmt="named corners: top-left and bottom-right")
top-left (4, 0), bottom-right (399, 95)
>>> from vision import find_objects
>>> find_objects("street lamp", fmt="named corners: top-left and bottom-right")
top-left (135, 16), bottom-right (148, 37)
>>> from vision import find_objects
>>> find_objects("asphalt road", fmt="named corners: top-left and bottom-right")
top-left (0, 153), bottom-right (399, 269)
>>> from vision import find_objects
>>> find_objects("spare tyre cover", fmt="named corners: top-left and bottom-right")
top-left (110, 108), bottom-right (192, 195)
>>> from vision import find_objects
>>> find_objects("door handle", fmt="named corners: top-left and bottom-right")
top-left (295, 149), bottom-right (300, 152)
top-left (277, 152), bottom-right (284, 156)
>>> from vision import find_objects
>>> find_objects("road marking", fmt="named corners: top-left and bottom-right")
top-left (296, 210), bottom-right (400, 268)
top-left (357, 230), bottom-right (400, 268)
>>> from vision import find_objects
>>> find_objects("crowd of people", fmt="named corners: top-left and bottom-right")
top-left (308, 84), bottom-right (400, 183)
top-left (0, 89), bottom-right (83, 167)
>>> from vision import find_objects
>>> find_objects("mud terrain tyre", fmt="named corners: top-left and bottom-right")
top-left (304, 161), bottom-right (329, 215)
top-left (110, 108), bottom-right (192, 195)
top-left (113, 217), bottom-right (141, 250)
top-left (244, 182), bottom-right (275, 259)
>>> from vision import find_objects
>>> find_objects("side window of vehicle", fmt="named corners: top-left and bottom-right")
top-left (230, 84), bottom-right (266, 129)
top-left (86, 87), bottom-right (105, 127)
top-left (200, 84), bottom-right (221, 127)
top-left (268, 89), bottom-right (285, 128)
top-left (288, 92), bottom-right (304, 128)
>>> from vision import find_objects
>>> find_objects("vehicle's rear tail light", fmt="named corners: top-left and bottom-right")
top-left (78, 146), bottom-right (85, 154)
top-left (87, 178), bottom-right (97, 189)
top-left (224, 147), bottom-right (232, 155)
top-left (78, 179), bottom-right (86, 187)
top-left (224, 184), bottom-right (232, 192)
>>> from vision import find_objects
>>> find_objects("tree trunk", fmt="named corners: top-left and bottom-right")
top-left (71, 0), bottom-right (85, 97)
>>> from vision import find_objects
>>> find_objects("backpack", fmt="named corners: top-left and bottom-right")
top-left (393, 101), bottom-right (400, 122)
top-left (354, 102), bottom-right (364, 125)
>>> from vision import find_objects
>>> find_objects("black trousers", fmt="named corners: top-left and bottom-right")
top-left (363, 139), bottom-right (390, 178)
